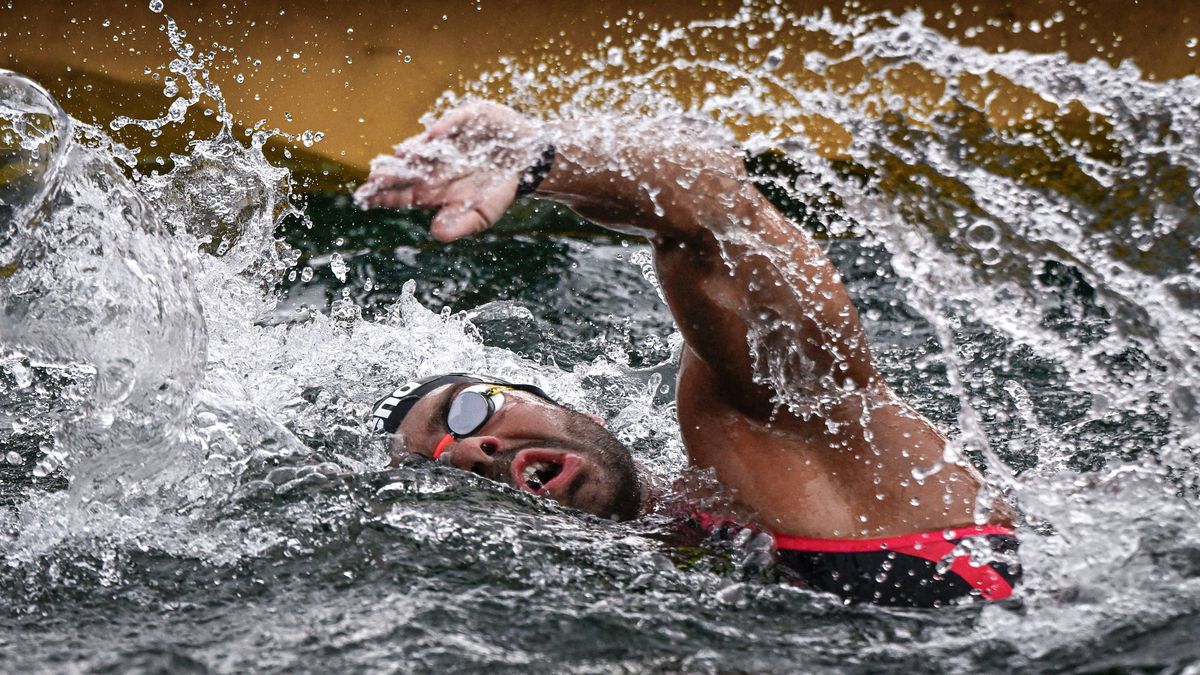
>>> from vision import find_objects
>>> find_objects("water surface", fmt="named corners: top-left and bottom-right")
top-left (2, 3), bottom-right (1199, 672)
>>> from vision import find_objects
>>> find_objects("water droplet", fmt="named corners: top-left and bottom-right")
top-left (148, 0), bottom-right (163, 12)
top-left (763, 46), bottom-right (784, 71)
top-left (5, 452), bottom-right (22, 465)
top-left (606, 47), bottom-right (624, 67)
top-left (912, 461), bottom-right (942, 481)
top-left (300, 266), bottom-right (314, 283)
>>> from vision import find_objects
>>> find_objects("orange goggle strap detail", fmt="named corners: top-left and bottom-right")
top-left (433, 434), bottom-right (455, 460)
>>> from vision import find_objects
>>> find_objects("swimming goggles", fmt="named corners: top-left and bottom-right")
top-left (370, 372), bottom-right (555, 450)
top-left (433, 384), bottom-right (512, 460)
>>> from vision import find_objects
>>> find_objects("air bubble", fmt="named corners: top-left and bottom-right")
top-left (965, 220), bottom-right (999, 248)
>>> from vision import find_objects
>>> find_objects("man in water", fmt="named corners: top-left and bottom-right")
top-left (355, 102), bottom-right (1018, 607)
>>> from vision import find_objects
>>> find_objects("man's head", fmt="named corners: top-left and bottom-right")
top-left (372, 374), bottom-right (643, 521)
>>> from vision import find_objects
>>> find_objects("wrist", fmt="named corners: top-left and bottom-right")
top-left (516, 142), bottom-right (556, 196)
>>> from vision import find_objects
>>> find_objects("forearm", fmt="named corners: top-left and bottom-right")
top-left (534, 118), bottom-right (754, 240)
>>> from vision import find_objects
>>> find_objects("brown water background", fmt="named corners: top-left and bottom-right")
top-left (3, 0), bottom-right (1198, 189)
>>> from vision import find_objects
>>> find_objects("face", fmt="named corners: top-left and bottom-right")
top-left (391, 383), bottom-right (642, 520)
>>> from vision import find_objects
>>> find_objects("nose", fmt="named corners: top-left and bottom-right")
top-left (442, 435), bottom-right (501, 473)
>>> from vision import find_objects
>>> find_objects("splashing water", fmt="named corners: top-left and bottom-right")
top-left (0, 69), bottom-right (206, 508)
top-left (460, 0), bottom-right (1200, 640)
top-left (2, 1), bottom-right (1200, 671)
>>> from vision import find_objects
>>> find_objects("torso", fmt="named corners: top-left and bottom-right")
top-left (675, 347), bottom-right (1012, 538)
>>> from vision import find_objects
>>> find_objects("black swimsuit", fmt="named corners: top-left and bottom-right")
top-left (692, 512), bottom-right (1020, 608)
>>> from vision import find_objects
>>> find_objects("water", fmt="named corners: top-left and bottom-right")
top-left (2, 3), bottom-right (1200, 672)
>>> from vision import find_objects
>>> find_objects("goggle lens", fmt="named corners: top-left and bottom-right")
top-left (446, 385), bottom-right (513, 438)
top-left (447, 390), bottom-right (491, 436)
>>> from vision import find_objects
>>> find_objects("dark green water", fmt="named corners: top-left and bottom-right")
top-left (5, 193), bottom-right (1185, 673)
top-left (4, 5), bottom-right (1200, 673)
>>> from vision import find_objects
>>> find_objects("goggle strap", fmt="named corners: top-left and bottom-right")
top-left (433, 434), bottom-right (455, 460)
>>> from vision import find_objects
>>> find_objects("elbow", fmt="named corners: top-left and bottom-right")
top-left (663, 150), bottom-right (759, 227)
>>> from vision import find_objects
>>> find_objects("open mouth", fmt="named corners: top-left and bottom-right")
top-left (510, 449), bottom-right (583, 499)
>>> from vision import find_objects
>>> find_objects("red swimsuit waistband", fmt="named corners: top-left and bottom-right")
top-left (773, 525), bottom-right (1016, 552)
top-left (774, 524), bottom-right (1019, 602)
top-left (689, 513), bottom-right (1018, 601)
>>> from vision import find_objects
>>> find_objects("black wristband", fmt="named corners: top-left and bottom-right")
top-left (516, 143), bottom-right (556, 196)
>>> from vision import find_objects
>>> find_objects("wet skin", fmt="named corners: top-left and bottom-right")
top-left (359, 101), bottom-right (1013, 537)
top-left (393, 382), bottom-right (629, 517)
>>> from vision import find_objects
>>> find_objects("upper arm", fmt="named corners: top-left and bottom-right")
top-left (652, 192), bottom-right (882, 422)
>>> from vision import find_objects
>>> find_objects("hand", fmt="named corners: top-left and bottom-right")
top-left (354, 101), bottom-right (541, 242)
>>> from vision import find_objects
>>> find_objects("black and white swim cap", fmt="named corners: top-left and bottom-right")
top-left (369, 373), bottom-right (553, 434)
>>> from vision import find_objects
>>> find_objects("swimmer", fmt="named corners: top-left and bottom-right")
top-left (355, 101), bottom-right (1018, 607)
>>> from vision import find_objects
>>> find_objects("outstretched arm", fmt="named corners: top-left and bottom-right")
top-left (356, 102), bottom-right (880, 421)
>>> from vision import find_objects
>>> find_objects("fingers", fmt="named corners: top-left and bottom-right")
top-left (357, 170), bottom-right (518, 243)
top-left (363, 185), bottom-right (417, 210)
top-left (353, 174), bottom-right (421, 210)
top-left (425, 107), bottom-right (470, 140)
top-left (429, 176), bottom-right (518, 242)
top-left (355, 100), bottom-right (528, 230)
top-left (355, 145), bottom-right (449, 209)
top-left (425, 100), bottom-right (518, 140)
